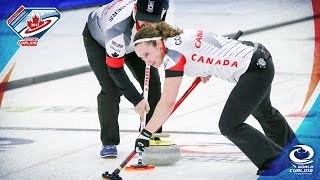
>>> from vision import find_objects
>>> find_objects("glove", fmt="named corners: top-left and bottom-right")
top-left (135, 129), bottom-right (152, 153)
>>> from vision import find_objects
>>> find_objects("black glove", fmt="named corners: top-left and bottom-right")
top-left (135, 129), bottom-right (152, 153)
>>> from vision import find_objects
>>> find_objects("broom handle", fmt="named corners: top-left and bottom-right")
top-left (111, 77), bottom-right (201, 176)
top-left (137, 65), bottom-right (151, 164)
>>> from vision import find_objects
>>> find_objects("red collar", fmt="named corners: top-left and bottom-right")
top-left (161, 40), bottom-right (166, 55)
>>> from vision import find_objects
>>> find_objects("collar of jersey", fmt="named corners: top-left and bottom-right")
top-left (161, 40), bottom-right (166, 55)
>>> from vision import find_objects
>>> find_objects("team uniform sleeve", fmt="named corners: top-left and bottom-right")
top-left (164, 54), bottom-right (186, 78)
top-left (107, 66), bottom-right (143, 106)
top-left (105, 32), bottom-right (143, 106)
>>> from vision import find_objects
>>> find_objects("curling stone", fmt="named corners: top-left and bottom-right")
top-left (142, 133), bottom-right (181, 166)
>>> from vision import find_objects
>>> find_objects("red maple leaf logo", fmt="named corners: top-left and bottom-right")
top-left (27, 15), bottom-right (45, 29)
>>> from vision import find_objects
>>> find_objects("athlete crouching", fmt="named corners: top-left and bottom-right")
top-left (133, 22), bottom-right (299, 176)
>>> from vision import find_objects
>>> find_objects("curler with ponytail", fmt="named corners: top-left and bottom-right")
top-left (134, 22), bottom-right (183, 45)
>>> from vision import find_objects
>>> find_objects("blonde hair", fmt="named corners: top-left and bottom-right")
top-left (134, 22), bottom-right (183, 46)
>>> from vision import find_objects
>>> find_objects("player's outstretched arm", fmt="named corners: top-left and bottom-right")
top-left (145, 76), bottom-right (183, 133)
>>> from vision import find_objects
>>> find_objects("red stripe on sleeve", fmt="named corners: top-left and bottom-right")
top-left (106, 56), bottom-right (125, 68)
top-left (168, 55), bottom-right (186, 72)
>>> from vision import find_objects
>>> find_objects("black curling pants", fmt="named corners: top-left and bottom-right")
top-left (82, 24), bottom-right (162, 146)
top-left (218, 44), bottom-right (295, 169)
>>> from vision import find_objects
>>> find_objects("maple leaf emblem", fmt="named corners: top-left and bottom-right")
top-left (27, 15), bottom-right (45, 29)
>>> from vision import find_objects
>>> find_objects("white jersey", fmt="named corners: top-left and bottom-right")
top-left (163, 29), bottom-right (255, 83)
top-left (87, 0), bottom-right (169, 68)
top-left (87, 0), bottom-right (137, 59)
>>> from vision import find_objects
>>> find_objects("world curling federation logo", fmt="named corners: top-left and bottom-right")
top-left (6, 6), bottom-right (61, 46)
top-left (289, 145), bottom-right (314, 175)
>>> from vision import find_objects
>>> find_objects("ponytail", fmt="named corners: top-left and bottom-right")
top-left (153, 22), bottom-right (183, 39)
top-left (134, 22), bottom-right (183, 45)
